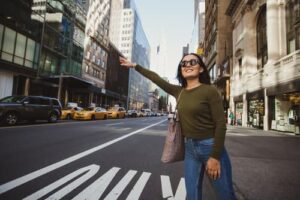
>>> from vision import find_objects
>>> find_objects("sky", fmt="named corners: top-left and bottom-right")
top-left (134, 0), bottom-right (194, 83)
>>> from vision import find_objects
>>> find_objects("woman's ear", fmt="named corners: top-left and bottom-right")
top-left (199, 67), bottom-right (204, 74)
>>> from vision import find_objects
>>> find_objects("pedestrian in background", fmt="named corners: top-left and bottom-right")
top-left (229, 111), bottom-right (235, 126)
top-left (120, 53), bottom-right (236, 200)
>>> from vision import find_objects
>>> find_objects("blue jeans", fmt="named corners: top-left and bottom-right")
top-left (184, 138), bottom-right (236, 200)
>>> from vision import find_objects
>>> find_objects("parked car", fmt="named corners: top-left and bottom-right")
top-left (127, 109), bottom-right (138, 117)
top-left (0, 95), bottom-right (62, 125)
top-left (61, 106), bottom-right (83, 120)
top-left (107, 107), bottom-right (126, 119)
top-left (73, 107), bottom-right (107, 120)
top-left (140, 109), bottom-right (151, 117)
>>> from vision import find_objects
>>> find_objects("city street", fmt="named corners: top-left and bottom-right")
top-left (0, 117), bottom-right (299, 200)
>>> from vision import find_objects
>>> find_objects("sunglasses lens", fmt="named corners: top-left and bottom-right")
top-left (180, 61), bottom-right (186, 67)
top-left (190, 59), bottom-right (197, 65)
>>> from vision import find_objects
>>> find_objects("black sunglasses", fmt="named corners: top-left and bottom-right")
top-left (180, 59), bottom-right (199, 68)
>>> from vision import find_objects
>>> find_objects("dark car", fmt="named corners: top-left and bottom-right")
top-left (0, 96), bottom-right (62, 125)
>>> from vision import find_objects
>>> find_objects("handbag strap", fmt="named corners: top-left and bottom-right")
top-left (175, 89), bottom-right (183, 109)
top-left (174, 89), bottom-right (183, 121)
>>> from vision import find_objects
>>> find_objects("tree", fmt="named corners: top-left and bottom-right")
top-left (159, 95), bottom-right (167, 111)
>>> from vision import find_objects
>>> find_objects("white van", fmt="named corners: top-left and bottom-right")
top-left (141, 109), bottom-right (151, 117)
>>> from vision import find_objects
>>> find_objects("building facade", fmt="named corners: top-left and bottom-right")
top-left (105, 42), bottom-right (129, 108)
top-left (121, 1), bottom-right (150, 110)
top-left (80, 0), bottom-right (111, 106)
top-left (0, 0), bottom-right (41, 99)
top-left (204, 0), bottom-right (232, 119)
top-left (226, 0), bottom-right (300, 134)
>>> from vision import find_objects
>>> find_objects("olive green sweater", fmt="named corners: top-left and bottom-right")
top-left (135, 65), bottom-right (227, 159)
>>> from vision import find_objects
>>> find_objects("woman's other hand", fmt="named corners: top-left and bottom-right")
top-left (206, 157), bottom-right (221, 180)
top-left (119, 57), bottom-right (136, 68)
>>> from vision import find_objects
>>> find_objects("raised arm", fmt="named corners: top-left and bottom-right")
top-left (119, 57), bottom-right (181, 97)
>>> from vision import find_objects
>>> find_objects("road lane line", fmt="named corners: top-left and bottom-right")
top-left (72, 167), bottom-right (121, 200)
top-left (104, 170), bottom-right (137, 200)
top-left (0, 119), bottom-right (166, 195)
top-left (126, 172), bottom-right (151, 200)
top-left (119, 127), bottom-right (132, 131)
top-left (0, 120), bottom-right (111, 130)
top-left (23, 164), bottom-right (99, 200)
top-left (106, 122), bottom-right (124, 126)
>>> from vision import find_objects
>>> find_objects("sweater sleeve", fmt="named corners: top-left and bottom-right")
top-left (135, 65), bottom-right (181, 97)
top-left (208, 86), bottom-right (227, 160)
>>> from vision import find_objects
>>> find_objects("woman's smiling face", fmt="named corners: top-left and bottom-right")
top-left (180, 54), bottom-right (203, 80)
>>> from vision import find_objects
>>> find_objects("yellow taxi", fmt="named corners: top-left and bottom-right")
top-left (107, 107), bottom-right (126, 119)
top-left (60, 107), bottom-right (82, 120)
top-left (73, 107), bottom-right (108, 120)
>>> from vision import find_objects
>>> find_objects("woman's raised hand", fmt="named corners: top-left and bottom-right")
top-left (119, 57), bottom-right (137, 69)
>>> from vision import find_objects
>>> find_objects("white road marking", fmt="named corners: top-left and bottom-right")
top-left (23, 164), bottom-right (99, 200)
top-left (161, 176), bottom-right (186, 200)
top-left (106, 122), bottom-right (125, 126)
top-left (227, 133), bottom-right (247, 136)
top-left (72, 167), bottom-right (121, 200)
top-left (0, 120), bottom-right (166, 195)
top-left (126, 172), bottom-right (151, 200)
top-left (104, 170), bottom-right (137, 200)
top-left (119, 127), bottom-right (132, 131)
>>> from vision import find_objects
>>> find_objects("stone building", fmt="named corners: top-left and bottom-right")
top-left (226, 0), bottom-right (300, 134)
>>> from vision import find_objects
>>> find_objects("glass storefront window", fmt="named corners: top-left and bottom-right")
top-left (44, 56), bottom-right (51, 72)
top-left (25, 38), bottom-right (35, 68)
top-left (235, 102), bottom-right (243, 126)
top-left (1, 27), bottom-right (16, 62)
top-left (14, 33), bottom-right (26, 65)
top-left (0, 24), bottom-right (3, 50)
top-left (50, 57), bottom-right (57, 73)
top-left (34, 43), bottom-right (40, 69)
top-left (248, 99), bottom-right (264, 128)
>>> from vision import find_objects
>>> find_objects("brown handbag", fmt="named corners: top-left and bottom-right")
top-left (161, 90), bottom-right (184, 163)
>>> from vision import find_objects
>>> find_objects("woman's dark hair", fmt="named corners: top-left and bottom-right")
top-left (176, 53), bottom-right (211, 87)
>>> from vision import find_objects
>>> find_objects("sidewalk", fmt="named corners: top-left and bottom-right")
top-left (226, 124), bottom-right (298, 137)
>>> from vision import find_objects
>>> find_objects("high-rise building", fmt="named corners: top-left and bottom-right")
top-left (115, 0), bottom-right (150, 110)
top-left (81, 0), bottom-right (111, 106)
top-left (109, 0), bottom-right (124, 48)
top-left (204, 0), bottom-right (232, 118)
top-left (226, 0), bottom-right (300, 134)
top-left (189, 0), bottom-right (205, 55)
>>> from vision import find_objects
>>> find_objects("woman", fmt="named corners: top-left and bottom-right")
top-left (120, 53), bottom-right (236, 200)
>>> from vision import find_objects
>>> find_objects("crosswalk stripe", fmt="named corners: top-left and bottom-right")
top-left (104, 170), bottom-right (137, 200)
top-left (161, 176), bottom-right (186, 200)
top-left (23, 165), bottom-right (99, 200)
top-left (161, 175), bottom-right (173, 198)
top-left (126, 172), bottom-right (151, 200)
top-left (72, 167), bottom-right (121, 200)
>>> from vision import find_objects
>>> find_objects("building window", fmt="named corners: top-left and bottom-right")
top-left (257, 5), bottom-right (267, 69)
top-left (238, 58), bottom-right (242, 78)
top-left (25, 38), bottom-right (35, 68)
top-left (14, 33), bottom-right (26, 65)
top-left (1, 27), bottom-right (16, 62)
top-left (286, 0), bottom-right (300, 53)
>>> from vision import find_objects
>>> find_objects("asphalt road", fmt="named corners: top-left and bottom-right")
top-left (0, 118), bottom-right (299, 200)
